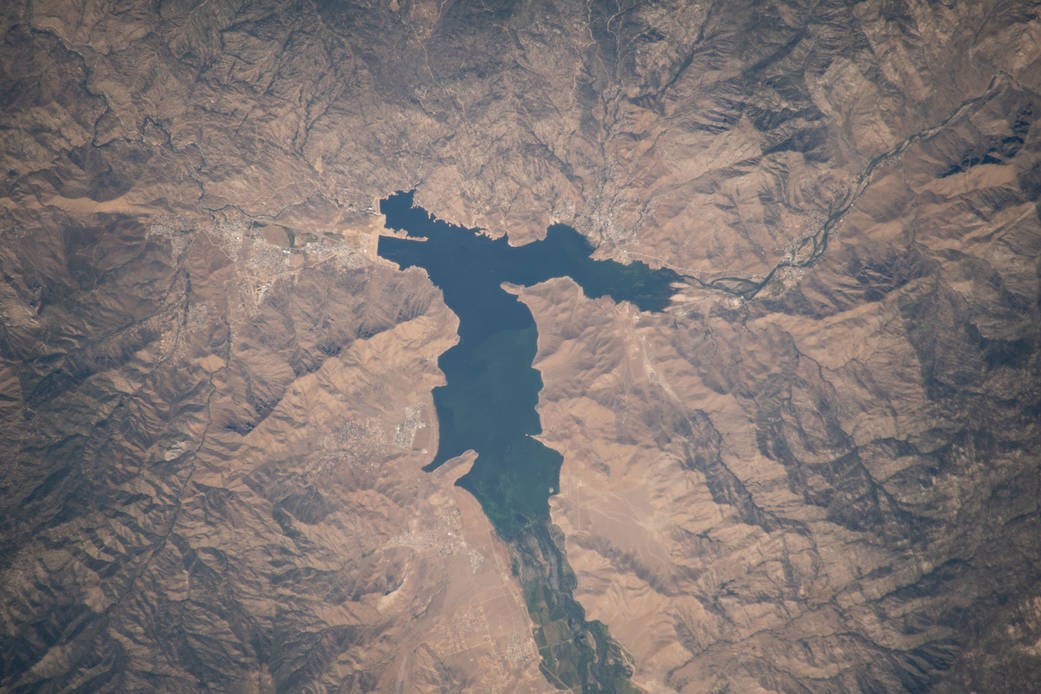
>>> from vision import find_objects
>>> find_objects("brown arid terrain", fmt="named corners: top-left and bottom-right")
top-left (2, 0), bottom-right (1040, 692)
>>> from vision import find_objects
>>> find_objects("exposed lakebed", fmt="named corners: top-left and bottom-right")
top-left (378, 191), bottom-right (679, 538)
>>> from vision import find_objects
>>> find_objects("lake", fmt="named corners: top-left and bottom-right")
top-left (378, 191), bottom-right (678, 539)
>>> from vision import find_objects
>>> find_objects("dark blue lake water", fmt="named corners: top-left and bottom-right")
top-left (378, 191), bottom-right (678, 538)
